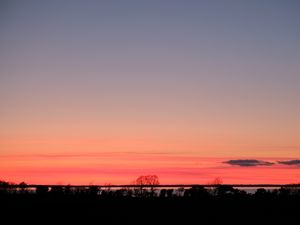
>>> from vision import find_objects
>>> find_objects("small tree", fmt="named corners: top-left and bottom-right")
top-left (208, 177), bottom-right (223, 195)
top-left (0, 180), bottom-right (10, 186)
top-left (19, 182), bottom-right (28, 193)
top-left (211, 177), bottom-right (223, 185)
top-left (0, 180), bottom-right (10, 194)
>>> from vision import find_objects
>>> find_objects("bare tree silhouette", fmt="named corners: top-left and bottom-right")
top-left (135, 175), bottom-right (159, 186)
top-left (134, 175), bottom-right (159, 197)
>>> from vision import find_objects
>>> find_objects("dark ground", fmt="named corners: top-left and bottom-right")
top-left (1, 194), bottom-right (299, 225)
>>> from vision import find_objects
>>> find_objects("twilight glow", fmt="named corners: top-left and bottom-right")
top-left (1, 1), bottom-right (300, 184)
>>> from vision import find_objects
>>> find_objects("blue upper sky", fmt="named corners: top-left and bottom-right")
top-left (0, 0), bottom-right (299, 157)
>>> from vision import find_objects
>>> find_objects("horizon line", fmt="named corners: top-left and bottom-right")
top-left (4, 183), bottom-right (300, 188)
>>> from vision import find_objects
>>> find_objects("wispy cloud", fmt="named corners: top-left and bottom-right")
top-left (277, 160), bottom-right (300, 166)
top-left (223, 159), bottom-right (274, 167)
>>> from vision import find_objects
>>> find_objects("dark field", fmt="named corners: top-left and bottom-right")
top-left (1, 186), bottom-right (299, 225)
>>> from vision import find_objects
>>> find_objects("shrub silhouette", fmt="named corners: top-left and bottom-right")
top-left (36, 186), bottom-right (49, 195)
top-left (88, 186), bottom-right (99, 195)
top-left (159, 189), bottom-right (167, 198)
top-left (215, 185), bottom-right (237, 195)
top-left (166, 189), bottom-right (174, 198)
top-left (184, 186), bottom-right (209, 198)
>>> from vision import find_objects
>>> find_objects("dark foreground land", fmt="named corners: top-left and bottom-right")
top-left (1, 186), bottom-right (300, 225)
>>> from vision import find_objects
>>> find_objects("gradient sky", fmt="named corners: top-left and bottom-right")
top-left (1, 0), bottom-right (300, 184)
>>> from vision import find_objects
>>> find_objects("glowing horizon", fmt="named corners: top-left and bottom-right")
top-left (1, 149), bottom-right (300, 185)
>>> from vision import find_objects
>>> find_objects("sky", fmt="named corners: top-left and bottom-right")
top-left (1, 0), bottom-right (300, 184)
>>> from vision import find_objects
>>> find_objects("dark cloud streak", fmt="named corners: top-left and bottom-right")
top-left (223, 159), bottom-right (274, 167)
top-left (277, 160), bottom-right (300, 165)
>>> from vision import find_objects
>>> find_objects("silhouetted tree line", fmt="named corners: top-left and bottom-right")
top-left (2, 178), bottom-right (300, 225)
top-left (1, 179), bottom-right (300, 198)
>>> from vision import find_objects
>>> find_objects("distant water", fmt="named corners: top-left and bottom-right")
top-left (237, 187), bottom-right (278, 194)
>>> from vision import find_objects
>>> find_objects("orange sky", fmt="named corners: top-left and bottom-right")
top-left (1, 137), bottom-right (300, 184)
